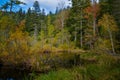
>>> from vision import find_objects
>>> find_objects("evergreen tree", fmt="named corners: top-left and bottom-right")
top-left (99, 0), bottom-right (112, 14)
top-left (55, 7), bottom-right (59, 14)
top-left (1, 0), bottom-right (25, 12)
top-left (25, 8), bottom-right (34, 33)
top-left (84, 1), bottom-right (100, 49)
top-left (32, 1), bottom-right (41, 42)
top-left (66, 0), bottom-right (91, 47)
top-left (33, 0), bottom-right (41, 14)
top-left (41, 8), bottom-right (45, 20)
top-left (16, 8), bottom-right (25, 24)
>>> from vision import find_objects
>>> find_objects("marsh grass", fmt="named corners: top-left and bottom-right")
top-left (33, 52), bottom-right (120, 80)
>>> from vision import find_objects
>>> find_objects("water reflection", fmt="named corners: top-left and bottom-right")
top-left (0, 66), bottom-right (28, 80)
top-left (0, 78), bottom-right (14, 80)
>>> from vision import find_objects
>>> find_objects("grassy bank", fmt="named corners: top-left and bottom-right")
top-left (30, 52), bottom-right (120, 80)
top-left (1, 50), bottom-right (120, 80)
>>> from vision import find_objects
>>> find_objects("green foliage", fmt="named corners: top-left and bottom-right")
top-left (0, 16), bottom-right (16, 56)
top-left (0, 1), bottom-right (120, 79)
top-left (15, 8), bottom-right (25, 24)
top-left (98, 14), bottom-right (118, 53)
top-left (0, 16), bottom-right (15, 30)
top-left (1, 0), bottom-right (25, 12)
top-left (55, 29), bottom-right (71, 47)
top-left (35, 69), bottom-right (74, 80)
top-left (99, 0), bottom-right (113, 14)
top-left (33, 53), bottom-right (120, 80)
top-left (33, 1), bottom-right (41, 13)
top-left (66, 0), bottom-right (91, 46)
top-left (98, 14), bottom-right (118, 34)
top-left (0, 20), bottom-right (30, 65)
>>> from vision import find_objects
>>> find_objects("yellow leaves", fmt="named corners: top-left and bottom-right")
top-left (9, 20), bottom-right (27, 40)
top-left (98, 14), bottom-right (118, 32)
top-left (6, 20), bottom-right (30, 55)
top-left (18, 20), bottom-right (26, 30)
top-left (98, 39), bottom-right (111, 49)
top-left (48, 25), bottom-right (55, 37)
top-left (59, 43), bottom-right (69, 50)
top-left (30, 41), bottom-right (41, 53)
top-left (0, 51), bottom-right (9, 57)
top-left (0, 21), bottom-right (31, 65)
top-left (0, 16), bottom-right (15, 30)
top-left (10, 29), bottom-right (25, 40)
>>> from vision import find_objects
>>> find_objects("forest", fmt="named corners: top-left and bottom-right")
top-left (0, 0), bottom-right (120, 80)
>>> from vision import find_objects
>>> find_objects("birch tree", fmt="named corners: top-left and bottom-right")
top-left (98, 14), bottom-right (118, 54)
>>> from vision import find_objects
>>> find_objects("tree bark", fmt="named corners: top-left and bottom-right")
top-left (80, 8), bottom-right (83, 48)
top-left (93, 18), bottom-right (96, 36)
top-left (107, 27), bottom-right (116, 54)
top-left (34, 25), bottom-right (38, 43)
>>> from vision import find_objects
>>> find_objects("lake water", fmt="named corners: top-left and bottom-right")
top-left (0, 66), bottom-right (30, 80)
top-left (0, 52), bottom-right (81, 80)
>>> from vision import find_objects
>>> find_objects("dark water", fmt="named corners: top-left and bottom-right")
top-left (0, 66), bottom-right (30, 80)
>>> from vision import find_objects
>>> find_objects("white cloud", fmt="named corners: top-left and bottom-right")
top-left (19, 0), bottom-right (71, 13)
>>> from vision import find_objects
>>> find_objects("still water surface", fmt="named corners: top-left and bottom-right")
top-left (0, 66), bottom-right (30, 80)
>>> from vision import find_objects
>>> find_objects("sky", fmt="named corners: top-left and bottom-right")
top-left (0, 0), bottom-right (71, 14)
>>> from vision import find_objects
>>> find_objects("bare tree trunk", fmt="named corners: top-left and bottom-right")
top-left (62, 30), bottom-right (64, 44)
top-left (93, 18), bottom-right (96, 36)
top-left (107, 27), bottom-right (116, 54)
top-left (74, 31), bottom-right (77, 43)
top-left (34, 25), bottom-right (38, 43)
top-left (61, 13), bottom-right (65, 45)
top-left (50, 38), bottom-right (52, 50)
top-left (80, 21), bottom-right (83, 48)
top-left (61, 17), bottom-right (64, 29)
top-left (80, 8), bottom-right (83, 48)
top-left (58, 1), bottom-right (65, 45)
top-left (105, 16), bottom-right (116, 54)
top-left (92, 0), bottom-right (97, 36)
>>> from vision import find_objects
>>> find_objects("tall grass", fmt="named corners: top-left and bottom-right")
top-left (33, 52), bottom-right (120, 80)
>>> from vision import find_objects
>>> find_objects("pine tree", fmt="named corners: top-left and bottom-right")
top-left (66, 0), bottom-right (91, 47)
top-left (99, 0), bottom-right (112, 14)
top-left (1, 0), bottom-right (25, 12)
top-left (55, 7), bottom-right (59, 14)
top-left (32, 1), bottom-right (41, 42)
top-left (25, 8), bottom-right (34, 33)
top-left (41, 8), bottom-right (45, 20)
top-left (33, 1), bottom-right (41, 14)
top-left (16, 8), bottom-right (25, 24)
top-left (111, 0), bottom-right (120, 53)
top-left (84, 1), bottom-right (100, 49)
